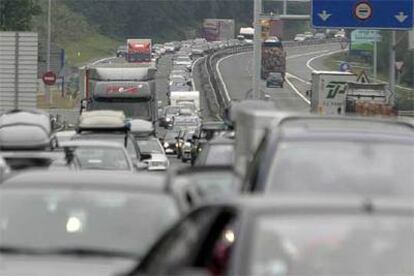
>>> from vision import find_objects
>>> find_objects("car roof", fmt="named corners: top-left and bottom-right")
top-left (277, 115), bottom-right (414, 133)
top-left (1, 170), bottom-right (168, 194)
top-left (59, 140), bottom-right (125, 148)
top-left (214, 195), bottom-right (414, 215)
top-left (278, 127), bottom-right (414, 144)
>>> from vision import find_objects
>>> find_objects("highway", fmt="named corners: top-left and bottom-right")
top-left (217, 43), bottom-right (343, 112)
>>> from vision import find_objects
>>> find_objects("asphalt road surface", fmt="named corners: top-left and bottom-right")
top-left (217, 43), bottom-right (343, 113)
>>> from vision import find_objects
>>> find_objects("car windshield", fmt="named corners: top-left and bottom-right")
top-left (0, 189), bottom-right (179, 258)
top-left (267, 141), bottom-right (414, 195)
top-left (137, 139), bottom-right (163, 154)
top-left (72, 134), bottom-right (138, 160)
top-left (71, 146), bottom-right (131, 171)
top-left (250, 214), bottom-right (414, 275)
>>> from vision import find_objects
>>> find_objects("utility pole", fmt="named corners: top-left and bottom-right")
top-left (283, 0), bottom-right (288, 15)
top-left (253, 0), bottom-right (262, 99)
top-left (47, 0), bottom-right (52, 105)
top-left (389, 31), bottom-right (396, 105)
top-left (373, 40), bottom-right (377, 80)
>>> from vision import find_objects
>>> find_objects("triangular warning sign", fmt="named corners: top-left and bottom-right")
top-left (356, 70), bottom-right (370, 84)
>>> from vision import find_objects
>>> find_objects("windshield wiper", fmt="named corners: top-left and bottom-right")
top-left (0, 246), bottom-right (139, 259)
top-left (48, 247), bottom-right (139, 259)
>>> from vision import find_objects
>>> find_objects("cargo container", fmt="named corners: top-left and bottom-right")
top-left (79, 64), bottom-right (158, 123)
top-left (202, 19), bottom-right (235, 42)
top-left (261, 36), bottom-right (286, 80)
top-left (310, 71), bottom-right (357, 115)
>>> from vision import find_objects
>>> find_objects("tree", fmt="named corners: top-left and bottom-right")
top-left (0, 0), bottom-right (41, 31)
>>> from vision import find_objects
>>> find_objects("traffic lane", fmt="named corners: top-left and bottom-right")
top-left (155, 54), bottom-right (173, 107)
top-left (286, 43), bottom-right (343, 82)
top-left (218, 43), bottom-right (343, 112)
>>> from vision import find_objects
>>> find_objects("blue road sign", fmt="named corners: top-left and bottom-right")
top-left (339, 62), bottom-right (352, 72)
top-left (312, 0), bottom-right (414, 30)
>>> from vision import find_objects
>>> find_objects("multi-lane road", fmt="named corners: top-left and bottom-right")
top-left (217, 43), bottom-right (343, 112)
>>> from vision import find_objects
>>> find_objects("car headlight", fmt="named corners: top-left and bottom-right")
top-left (165, 117), bottom-right (171, 122)
top-left (164, 142), bottom-right (169, 148)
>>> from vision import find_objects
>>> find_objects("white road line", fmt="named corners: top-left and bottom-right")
top-left (306, 49), bottom-right (346, 71)
top-left (285, 73), bottom-right (311, 105)
top-left (191, 56), bottom-right (205, 89)
top-left (287, 50), bottom-right (329, 60)
top-left (216, 51), bottom-right (249, 102)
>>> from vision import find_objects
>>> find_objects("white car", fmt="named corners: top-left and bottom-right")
top-left (294, 34), bottom-right (307, 42)
top-left (304, 32), bottom-right (314, 40)
top-left (335, 31), bottom-right (346, 38)
top-left (136, 138), bottom-right (170, 171)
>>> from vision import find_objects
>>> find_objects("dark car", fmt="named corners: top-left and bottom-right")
top-left (191, 121), bottom-right (229, 164)
top-left (127, 196), bottom-right (414, 276)
top-left (244, 116), bottom-right (414, 194)
top-left (116, 45), bottom-right (128, 58)
top-left (162, 129), bottom-right (181, 155)
top-left (159, 106), bottom-right (181, 128)
top-left (266, 72), bottom-right (284, 88)
top-left (0, 171), bottom-right (181, 276)
top-left (194, 137), bottom-right (234, 167)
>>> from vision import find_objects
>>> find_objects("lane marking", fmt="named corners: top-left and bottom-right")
top-left (191, 56), bottom-right (205, 89)
top-left (216, 51), bottom-right (249, 102)
top-left (306, 49), bottom-right (346, 71)
top-left (285, 73), bottom-right (311, 105)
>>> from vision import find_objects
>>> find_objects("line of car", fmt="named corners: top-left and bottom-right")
top-left (2, 36), bottom-right (414, 275)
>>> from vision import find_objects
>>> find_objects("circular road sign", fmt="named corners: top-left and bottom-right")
top-left (42, 71), bottom-right (57, 86)
top-left (354, 2), bottom-right (373, 21)
top-left (339, 62), bottom-right (352, 72)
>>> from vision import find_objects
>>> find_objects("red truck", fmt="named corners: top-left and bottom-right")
top-left (127, 39), bottom-right (152, 63)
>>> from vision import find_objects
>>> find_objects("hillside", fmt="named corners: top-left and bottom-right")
top-left (31, 0), bottom-right (310, 65)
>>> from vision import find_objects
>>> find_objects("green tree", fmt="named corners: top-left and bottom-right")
top-left (0, 0), bottom-right (41, 31)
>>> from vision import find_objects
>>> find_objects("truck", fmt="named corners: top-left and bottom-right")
top-left (202, 19), bottom-right (235, 42)
top-left (79, 64), bottom-right (159, 123)
top-left (345, 82), bottom-right (394, 116)
top-left (261, 36), bottom-right (286, 80)
top-left (169, 91), bottom-right (200, 112)
top-left (127, 39), bottom-right (152, 63)
top-left (310, 71), bottom-right (357, 115)
top-left (310, 71), bottom-right (394, 116)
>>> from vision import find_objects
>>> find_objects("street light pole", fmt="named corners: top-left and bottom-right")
top-left (253, 0), bottom-right (262, 99)
top-left (389, 30), bottom-right (396, 105)
top-left (47, 0), bottom-right (52, 104)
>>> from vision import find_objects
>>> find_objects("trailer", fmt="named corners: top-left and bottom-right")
top-left (80, 64), bottom-right (158, 123)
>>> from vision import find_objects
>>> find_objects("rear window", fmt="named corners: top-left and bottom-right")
top-left (250, 214), bottom-right (414, 275)
top-left (267, 141), bottom-right (414, 196)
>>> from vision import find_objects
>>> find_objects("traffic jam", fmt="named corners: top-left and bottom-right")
top-left (1, 6), bottom-right (414, 276)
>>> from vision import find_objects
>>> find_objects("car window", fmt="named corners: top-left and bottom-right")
top-left (249, 214), bottom-right (414, 275)
top-left (73, 147), bottom-right (131, 171)
top-left (0, 189), bottom-right (179, 259)
top-left (267, 141), bottom-right (414, 196)
top-left (137, 139), bottom-right (163, 154)
top-left (139, 207), bottom-right (220, 274)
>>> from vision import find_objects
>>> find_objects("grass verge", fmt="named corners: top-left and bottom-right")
top-left (63, 34), bottom-right (120, 66)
